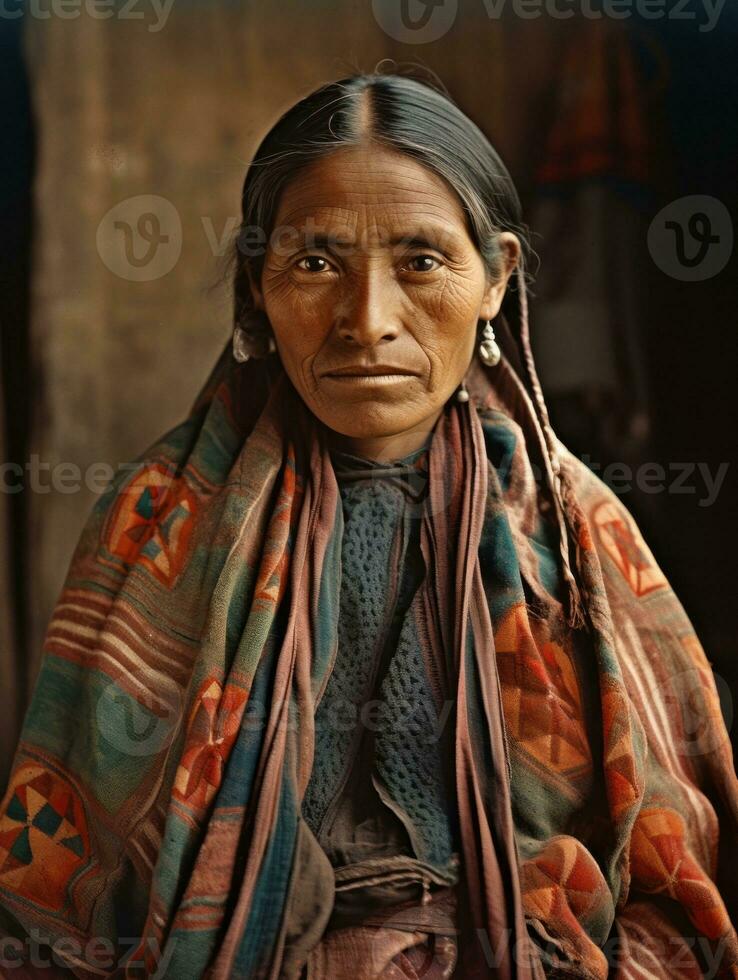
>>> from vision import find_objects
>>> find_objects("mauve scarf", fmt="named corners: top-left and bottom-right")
top-left (0, 332), bottom-right (736, 979)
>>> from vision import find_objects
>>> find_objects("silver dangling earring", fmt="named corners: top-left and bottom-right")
top-left (232, 311), bottom-right (276, 363)
top-left (456, 380), bottom-right (469, 403)
top-left (478, 320), bottom-right (501, 367)
top-left (232, 326), bottom-right (252, 363)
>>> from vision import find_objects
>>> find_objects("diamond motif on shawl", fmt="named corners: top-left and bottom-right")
top-left (173, 677), bottom-right (249, 813)
top-left (592, 500), bottom-right (667, 597)
top-left (495, 604), bottom-right (592, 776)
top-left (105, 462), bottom-right (197, 587)
top-left (0, 764), bottom-right (89, 910)
top-left (252, 455), bottom-right (301, 613)
top-left (630, 806), bottom-right (734, 940)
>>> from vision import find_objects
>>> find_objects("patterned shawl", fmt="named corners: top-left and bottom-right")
top-left (0, 327), bottom-right (736, 980)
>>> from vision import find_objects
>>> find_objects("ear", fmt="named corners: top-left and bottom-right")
top-left (245, 262), bottom-right (265, 311)
top-left (479, 233), bottom-right (522, 321)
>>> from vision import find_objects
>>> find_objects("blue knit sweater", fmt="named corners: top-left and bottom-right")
top-left (301, 442), bottom-right (460, 885)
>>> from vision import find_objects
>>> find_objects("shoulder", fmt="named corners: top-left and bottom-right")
top-left (558, 442), bottom-right (722, 682)
top-left (559, 442), bottom-right (673, 599)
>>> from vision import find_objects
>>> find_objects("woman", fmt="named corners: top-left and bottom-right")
top-left (0, 73), bottom-right (736, 980)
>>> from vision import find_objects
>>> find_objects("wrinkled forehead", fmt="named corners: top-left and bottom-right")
top-left (270, 145), bottom-right (473, 251)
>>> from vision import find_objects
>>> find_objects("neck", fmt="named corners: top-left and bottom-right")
top-left (325, 409), bottom-right (442, 462)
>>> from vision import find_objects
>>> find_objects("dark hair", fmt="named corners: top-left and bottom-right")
top-left (232, 71), bottom-right (533, 338)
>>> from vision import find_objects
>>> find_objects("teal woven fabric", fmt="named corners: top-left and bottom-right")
top-left (301, 444), bottom-right (458, 876)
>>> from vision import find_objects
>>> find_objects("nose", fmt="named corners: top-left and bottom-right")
top-left (335, 268), bottom-right (401, 347)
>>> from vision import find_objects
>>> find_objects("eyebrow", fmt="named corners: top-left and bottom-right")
top-left (388, 233), bottom-right (457, 250)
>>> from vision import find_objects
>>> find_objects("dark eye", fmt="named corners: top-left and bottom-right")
top-left (295, 255), bottom-right (332, 273)
top-left (405, 254), bottom-right (442, 273)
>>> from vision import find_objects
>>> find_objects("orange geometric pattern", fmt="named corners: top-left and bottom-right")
top-left (494, 604), bottom-right (592, 776)
top-left (599, 681), bottom-right (644, 823)
top-left (630, 806), bottom-right (734, 941)
top-left (105, 462), bottom-right (197, 587)
top-left (592, 500), bottom-right (667, 597)
top-left (173, 677), bottom-right (249, 813)
top-left (252, 451), bottom-right (303, 614)
top-left (0, 764), bottom-right (89, 911)
top-left (521, 836), bottom-right (612, 979)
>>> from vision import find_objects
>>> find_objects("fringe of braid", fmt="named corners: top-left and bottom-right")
top-left (515, 265), bottom-right (587, 631)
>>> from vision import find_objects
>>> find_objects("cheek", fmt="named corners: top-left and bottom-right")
top-left (263, 268), bottom-right (313, 319)
top-left (263, 296), bottom-right (341, 410)
top-left (413, 275), bottom-right (481, 357)
top-left (263, 277), bottom-right (329, 359)
top-left (436, 271), bottom-right (483, 320)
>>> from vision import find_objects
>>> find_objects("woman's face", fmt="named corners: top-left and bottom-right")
top-left (251, 143), bottom-right (520, 459)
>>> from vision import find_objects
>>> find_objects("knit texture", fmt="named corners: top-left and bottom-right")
top-left (302, 444), bottom-right (457, 874)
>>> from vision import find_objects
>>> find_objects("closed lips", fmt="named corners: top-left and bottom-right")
top-left (324, 366), bottom-right (417, 376)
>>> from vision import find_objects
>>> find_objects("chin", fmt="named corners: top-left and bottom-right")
top-left (319, 408), bottom-right (421, 442)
